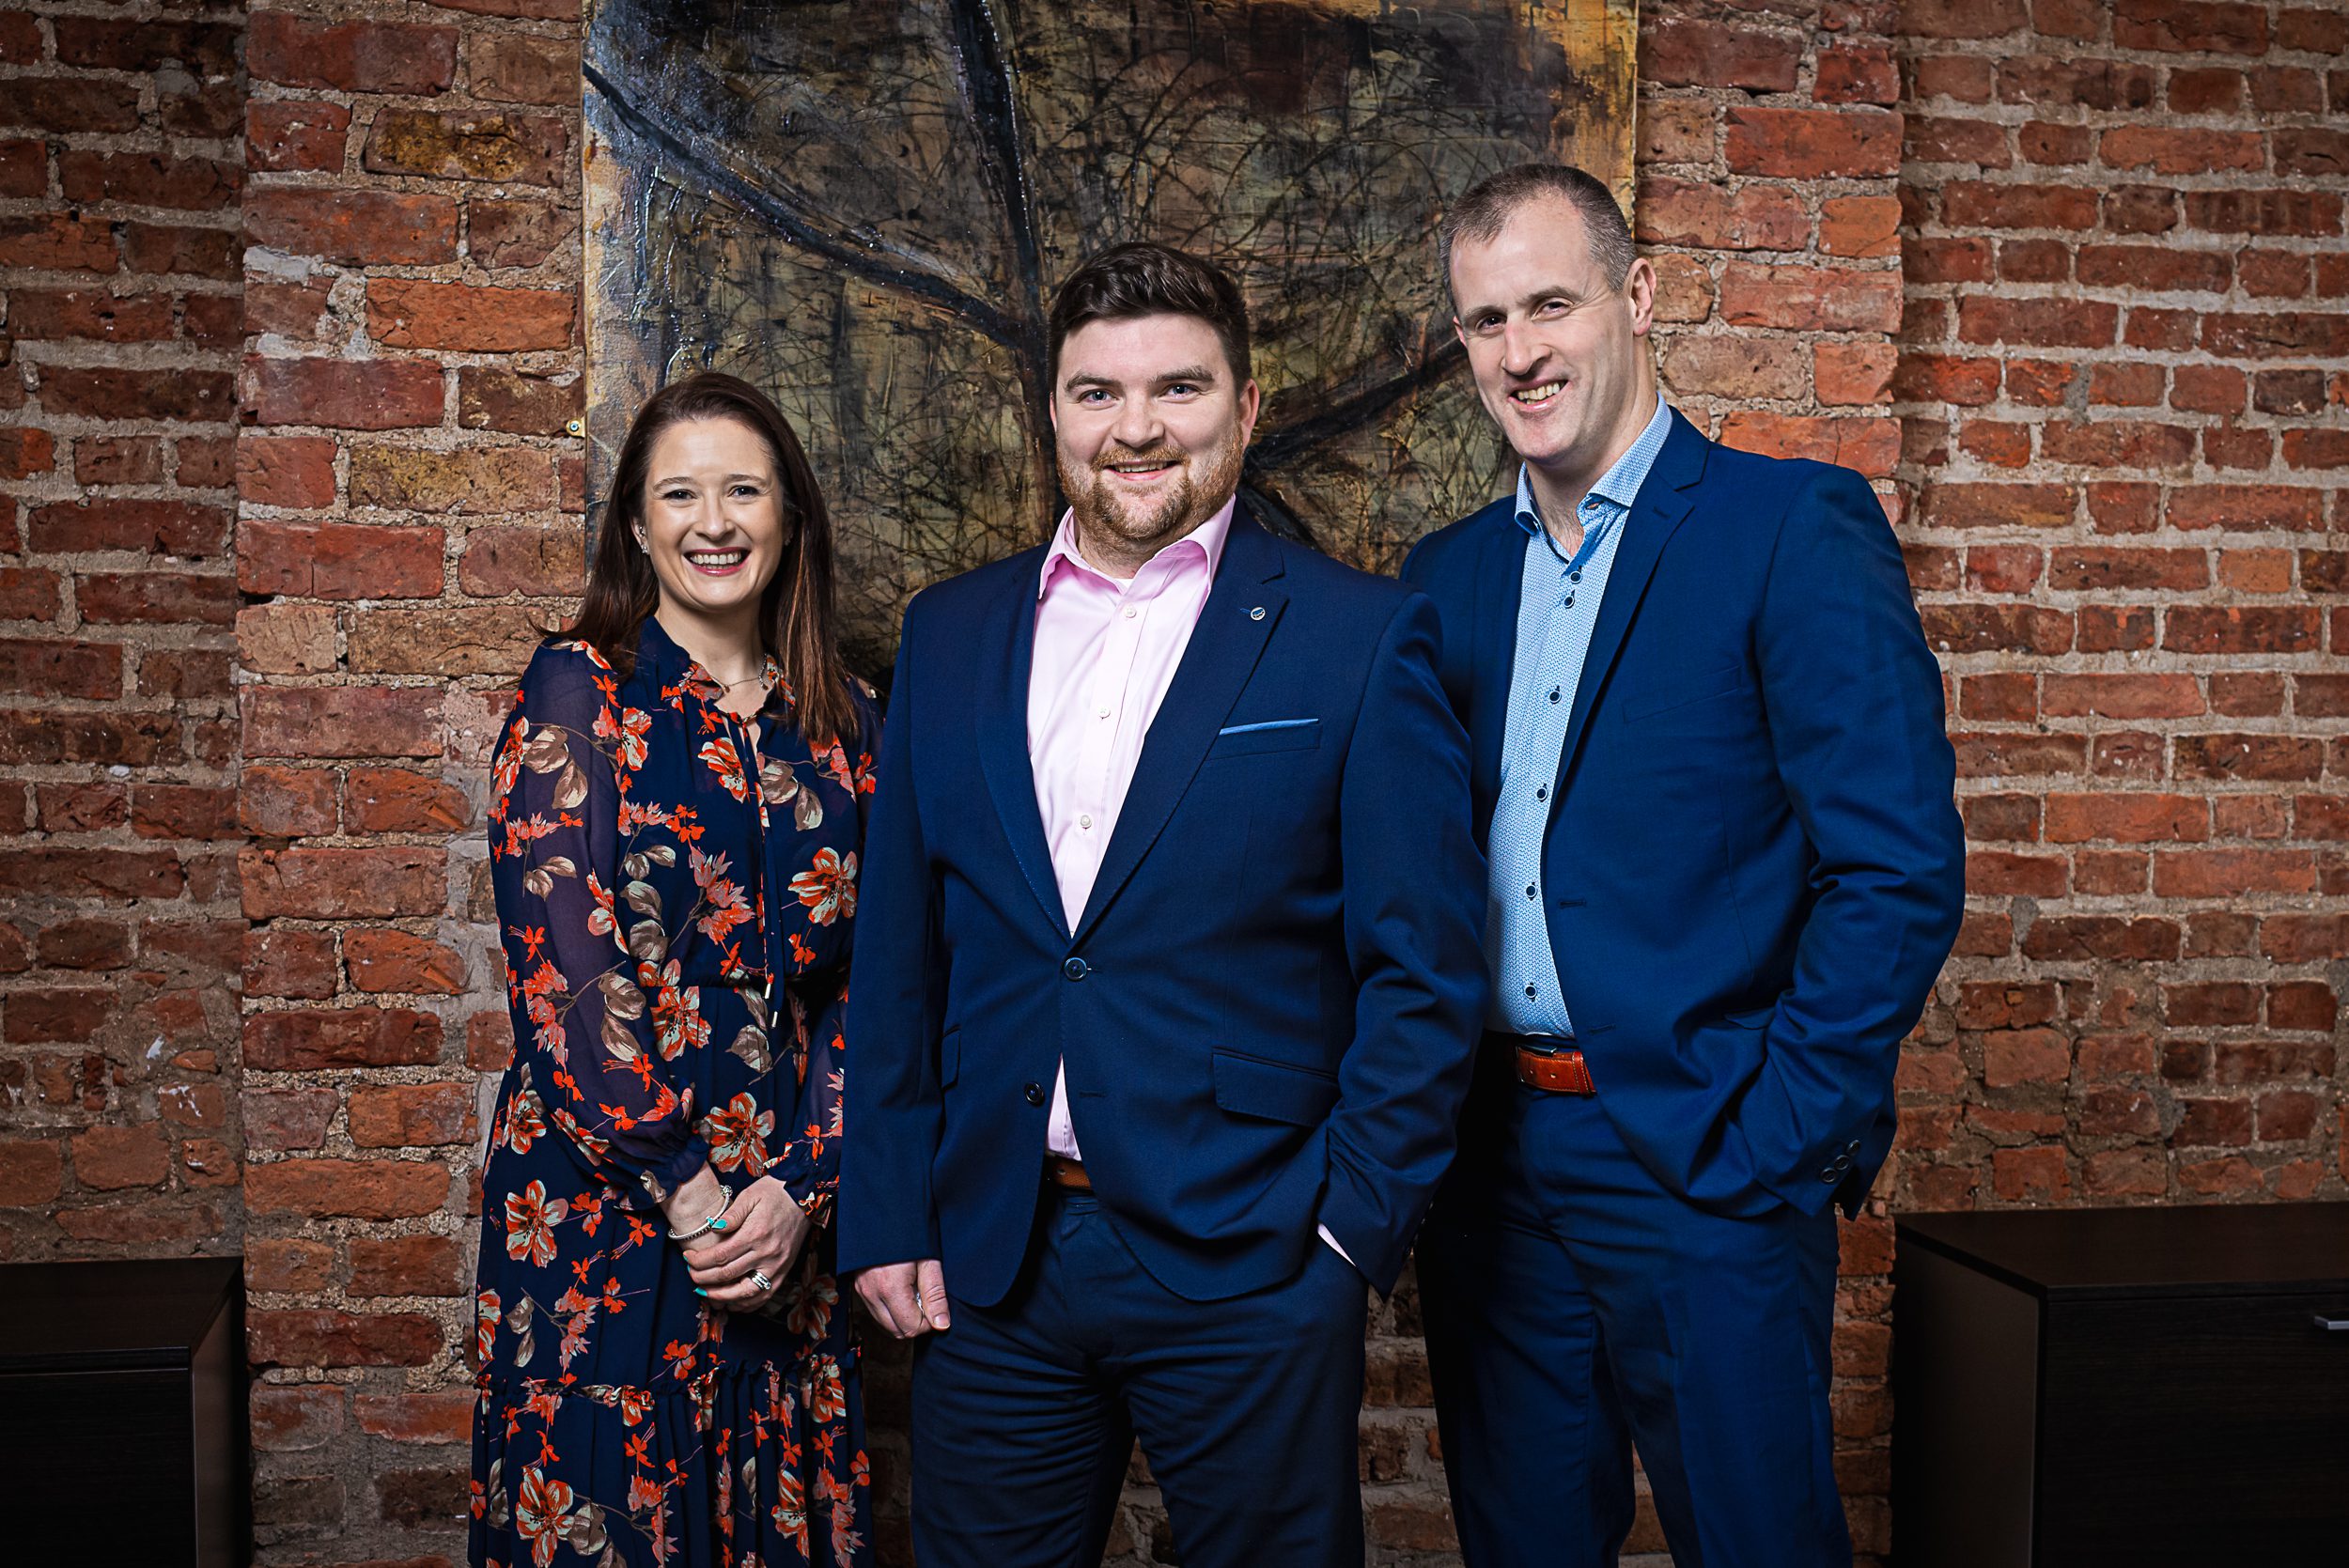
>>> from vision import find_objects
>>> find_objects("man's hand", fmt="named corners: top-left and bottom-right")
top-left (854, 1259), bottom-right (952, 1338)
top-left (675, 1175), bottom-right (811, 1308)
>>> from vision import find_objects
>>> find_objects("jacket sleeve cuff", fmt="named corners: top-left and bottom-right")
top-left (1315, 1167), bottom-right (1408, 1296)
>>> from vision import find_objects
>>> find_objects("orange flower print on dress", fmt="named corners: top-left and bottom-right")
top-left (805, 1356), bottom-right (846, 1423)
top-left (788, 848), bottom-right (857, 926)
top-left (770, 1471), bottom-right (809, 1560)
top-left (597, 704), bottom-right (654, 773)
top-left (514, 1465), bottom-right (575, 1568)
top-left (701, 1092), bottom-right (776, 1175)
top-left (505, 1179), bottom-right (569, 1269)
top-left (691, 846), bottom-right (754, 945)
top-left (820, 1467), bottom-right (863, 1563)
top-left (504, 1084), bottom-right (548, 1154)
top-left (698, 735), bottom-right (750, 800)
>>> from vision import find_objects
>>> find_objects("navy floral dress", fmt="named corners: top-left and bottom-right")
top-left (472, 616), bottom-right (877, 1568)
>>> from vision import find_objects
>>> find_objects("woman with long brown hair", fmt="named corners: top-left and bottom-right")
top-left (471, 372), bottom-right (875, 1567)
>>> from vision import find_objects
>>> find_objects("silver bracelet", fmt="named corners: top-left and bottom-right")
top-left (669, 1187), bottom-right (737, 1243)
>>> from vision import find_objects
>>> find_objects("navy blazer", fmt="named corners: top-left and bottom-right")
top-left (840, 509), bottom-right (1487, 1303)
top-left (1402, 410), bottom-right (1964, 1219)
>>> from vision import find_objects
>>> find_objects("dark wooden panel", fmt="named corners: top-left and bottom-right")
top-left (2037, 1291), bottom-right (2349, 1563)
top-left (3, 1365), bottom-right (195, 1562)
top-left (1892, 1241), bottom-right (2041, 1568)
top-left (1899, 1204), bottom-right (2349, 1300)
top-left (0, 1255), bottom-right (240, 1372)
top-left (0, 1255), bottom-right (245, 1567)
top-left (192, 1296), bottom-right (246, 1568)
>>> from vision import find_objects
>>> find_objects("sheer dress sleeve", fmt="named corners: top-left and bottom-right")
top-left (489, 644), bottom-right (710, 1208)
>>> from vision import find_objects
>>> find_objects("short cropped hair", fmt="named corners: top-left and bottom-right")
top-left (1439, 163), bottom-right (1637, 303)
top-left (1047, 241), bottom-right (1252, 389)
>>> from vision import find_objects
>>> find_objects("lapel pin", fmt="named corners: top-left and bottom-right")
top-left (1249, 606), bottom-right (1266, 621)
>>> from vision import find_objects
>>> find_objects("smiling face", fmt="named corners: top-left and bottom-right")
top-left (1450, 194), bottom-right (1657, 493)
top-left (1050, 312), bottom-right (1261, 576)
top-left (634, 415), bottom-right (789, 633)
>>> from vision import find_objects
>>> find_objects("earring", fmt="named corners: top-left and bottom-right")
top-left (633, 533), bottom-right (647, 552)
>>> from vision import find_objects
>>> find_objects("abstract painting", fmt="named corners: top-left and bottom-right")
top-left (584, 0), bottom-right (1636, 672)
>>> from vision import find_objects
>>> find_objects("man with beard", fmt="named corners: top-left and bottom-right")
top-left (840, 242), bottom-right (1486, 1568)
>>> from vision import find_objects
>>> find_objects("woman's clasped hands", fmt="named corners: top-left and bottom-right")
top-left (664, 1167), bottom-right (811, 1309)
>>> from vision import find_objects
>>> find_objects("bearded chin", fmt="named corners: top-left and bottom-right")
top-left (1062, 436), bottom-right (1246, 544)
top-left (1068, 465), bottom-right (1194, 541)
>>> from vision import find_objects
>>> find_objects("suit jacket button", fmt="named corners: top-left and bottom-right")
top-left (1023, 1082), bottom-right (1046, 1107)
top-left (1062, 956), bottom-right (1089, 981)
top-left (1819, 1168), bottom-right (1840, 1184)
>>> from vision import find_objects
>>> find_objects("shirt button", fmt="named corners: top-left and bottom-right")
top-left (1079, 814), bottom-right (1093, 830)
top-left (1123, 607), bottom-right (1138, 619)
top-left (1525, 885), bottom-right (1537, 899)
top-left (1570, 572), bottom-right (1581, 583)
top-left (1097, 706), bottom-right (1112, 720)
top-left (1548, 689), bottom-right (1561, 705)
top-left (1536, 786), bottom-right (1548, 801)
top-left (1524, 984), bottom-right (1537, 1000)
top-left (1062, 956), bottom-right (1089, 981)
top-left (1563, 595), bottom-right (1576, 610)
top-left (1023, 1082), bottom-right (1046, 1107)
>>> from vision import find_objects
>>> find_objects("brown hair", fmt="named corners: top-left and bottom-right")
top-left (1047, 241), bottom-right (1252, 390)
top-left (1439, 163), bottom-right (1637, 303)
top-left (559, 371), bottom-right (855, 747)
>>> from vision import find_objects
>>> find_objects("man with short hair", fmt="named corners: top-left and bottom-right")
top-left (841, 241), bottom-right (1486, 1568)
top-left (1403, 164), bottom-right (1964, 1567)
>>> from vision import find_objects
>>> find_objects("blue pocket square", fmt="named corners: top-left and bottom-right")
top-left (1217, 718), bottom-right (1317, 736)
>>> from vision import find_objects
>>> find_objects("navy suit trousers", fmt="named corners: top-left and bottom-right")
top-left (910, 1188), bottom-right (1368, 1568)
top-left (1418, 1060), bottom-right (1849, 1568)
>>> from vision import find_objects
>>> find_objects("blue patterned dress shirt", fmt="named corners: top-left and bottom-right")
top-left (1486, 396), bottom-right (1674, 1036)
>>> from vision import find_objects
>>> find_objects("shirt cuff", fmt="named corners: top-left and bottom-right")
top-left (1316, 1223), bottom-right (1356, 1266)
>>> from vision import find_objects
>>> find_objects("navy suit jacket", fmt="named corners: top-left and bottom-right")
top-left (840, 508), bottom-right (1487, 1303)
top-left (1402, 410), bottom-right (1964, 1218)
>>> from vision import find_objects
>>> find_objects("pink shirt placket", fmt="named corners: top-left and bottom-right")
top-left (1027, 499), bottom-right (1237, 1159)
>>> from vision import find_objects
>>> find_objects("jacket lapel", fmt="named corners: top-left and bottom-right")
top-left (972, 556), bottom-right (1072, 941)
top-left (1551, 409), bottom-right (1709, 796)
top-left (1469, 507), bottom-right (1524, 828)
top-left (1071, 510), bottom-right (1287, 945)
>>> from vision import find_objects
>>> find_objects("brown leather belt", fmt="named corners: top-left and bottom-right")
top-left (1044, 1155), bottom-right (1093, 1190)
top-left (1514, 1045), bottom-right (1596, 1095)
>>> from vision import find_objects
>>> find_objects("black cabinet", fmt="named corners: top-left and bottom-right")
top-left (0, 1255), bottom-right (246, 1567)
top-left (1893, 1204), bottom-right (2349, 1567)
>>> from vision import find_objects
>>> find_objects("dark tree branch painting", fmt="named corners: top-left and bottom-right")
top-left (584, 0), bottom-right (1636, 674)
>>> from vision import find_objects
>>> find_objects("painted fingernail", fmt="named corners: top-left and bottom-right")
top-left (693, 1287), bottom-right (708, 1296)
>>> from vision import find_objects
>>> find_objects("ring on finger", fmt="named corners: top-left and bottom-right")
top-left (747, 1267), bottom-right (774, 1295)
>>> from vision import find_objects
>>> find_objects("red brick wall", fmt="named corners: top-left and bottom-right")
top-left (1, 1), bottom-right (2342, 1565)
top-left (0, 0), bottom-right (247, 1252)
top-left (1894, 0), bottom-right (2346, 1216)
top-left (235, 0), bottom-right (583, 1552)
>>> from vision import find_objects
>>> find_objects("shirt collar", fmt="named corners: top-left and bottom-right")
top-left (1037, 493), bottom-right (1238, 599)
top-left (1513, 396), bottom-right (1674, 540)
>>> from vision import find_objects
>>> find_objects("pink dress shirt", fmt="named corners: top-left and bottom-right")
top-left (1026, 499), bottom-right (1355, 1270)
top-left (1028, 498), bottom-right (1237, 1159)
